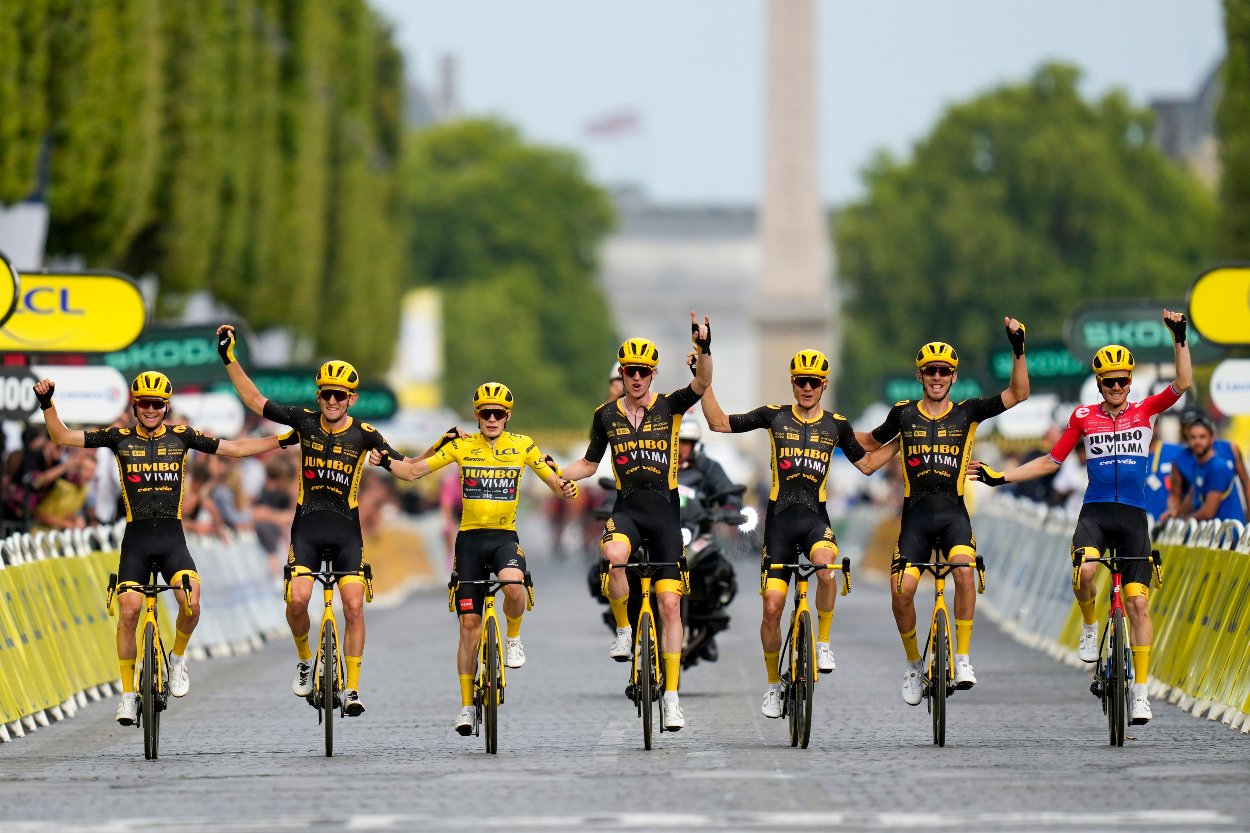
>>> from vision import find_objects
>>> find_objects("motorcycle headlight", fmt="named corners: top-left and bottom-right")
top-left (737, 506), bottom-right (759, 534)
top-left (682, 527), bottom-right (693, 547)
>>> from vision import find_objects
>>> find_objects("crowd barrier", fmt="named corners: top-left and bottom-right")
top-left (0, 515), bottom-right (439, 744)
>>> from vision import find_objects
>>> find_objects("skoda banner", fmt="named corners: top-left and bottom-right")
top-left (101, 323), bottom-right (252, 387)
top-left (214, 367), bottom-right (398, 423)
top-left (1064, 299), bottom-right (1223, 365)
top-left (0, 250), bottom-right (17, 329)
top-left (0, 271), bottom-right (146, 353)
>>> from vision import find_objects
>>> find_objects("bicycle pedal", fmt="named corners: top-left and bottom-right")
top-left (1089, 678), bottom-right (1103, 698)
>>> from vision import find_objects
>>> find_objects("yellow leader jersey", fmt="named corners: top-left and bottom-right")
top-left (425, 432), bottom-right (555, 531)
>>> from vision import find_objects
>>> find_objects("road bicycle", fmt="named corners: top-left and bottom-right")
top-left (106, 570), bottom-right (193, 760)
top-left (898, 552), bottom-right (985, 747)
top-left (284, 555), bottom-right (373, 757)
top-left (603, 546), bottom-right (688, 750)
top-left (1076, 548), bottom-right (1162, 747)
top-left (767, 554), bottom-right (851, 749)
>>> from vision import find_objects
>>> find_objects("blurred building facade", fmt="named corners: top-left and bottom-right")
top-left (1151, 60), bottom-right (1221, 189)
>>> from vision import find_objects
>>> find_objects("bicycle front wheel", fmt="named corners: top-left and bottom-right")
top-left (484, 618), bottom-right (500, 755)
top-left (1108, 609), bottom-right (1127, 747)
top-left (142, 623), bottom-right (159, 760)
top-left (794, 610), bottom-right (815, 749)
top-left (932, 615), bottom-right (948, 748)
top-left (322, 623), bottom-right (336, 757)
top-left (639, 612), bottom-right (655, 751)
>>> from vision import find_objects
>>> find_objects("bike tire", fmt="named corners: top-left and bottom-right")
top-left (484, 618), bottom-right (500, 755)
top-left (932, 616), bottom-right (948, 748)
top-left (323, 623), bottom-right (336, 757)
top-left (142, 623), bottom-right (158, 760)
top-left (639, 612), bottom-right (654, 751)
top-left (796, 610), bottom-right (815, 749)
top-left (1108, 609), bottom-right (1126, 747)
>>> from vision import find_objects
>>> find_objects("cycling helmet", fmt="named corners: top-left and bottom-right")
top-left (790, 349), bottom-right (830, 379)
top-left (1091, 345), bottom-right (1134, 377)
top-left (678, 419), bottom-right (703, 442)
top-left (618, 338), bottom-right (659, 368)
top-left (472, 382), bottom-right (514, 411)
top-left (316, 360), bottom-right (359, 390)
top-left (915, 342), bottom-right (959, 370)
top-left (131, 371), bottom-right (173, 400)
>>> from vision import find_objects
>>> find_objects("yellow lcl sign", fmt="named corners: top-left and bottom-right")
top-left (1189, 265), bottom-right (1250, 348)
top-left (0, 271), bottom-right (146, 352)
top-left (0, 251), bottom-right (16, 329)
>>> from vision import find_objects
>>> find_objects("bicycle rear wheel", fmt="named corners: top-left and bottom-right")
top-left (142, 623), bottom-right (159, 760)
top-left (1108, 609), bottom-right (1126, 747)
top-left (322, 624), bottom-right (336, 757)
top-left (794, 610), bottom-right (815, 749)
top-left (639, 612), bottom-right (655, 750)
top-left (932, 616), bottom-right (948, 748)
top-left (484, 618), bottom-right (500, 754)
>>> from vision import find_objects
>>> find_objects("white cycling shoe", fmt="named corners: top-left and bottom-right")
top-left (168, 656), bottom-right (190, 698)
top-left (455, 706), bottom-right (475, 736)
top-left (505, 637), bottom-right (526, 669)
top-left (1130, 695), bottom-right (1153, 725)
top-left (761, 685), bottom-right (782, 719)
top-left (901, 666), bottom-right (923, 706)
top-left (115, 693), bottom-right (139, 726)
top-left (1078, 625), bottom-right (1099, 663)
top-left (292, 660), bottom-right (313, 697)
top-left (663, 700), bottom-right (685, 731)
top-left (954, 657), bottom-right (977, 690)
top-left (609, 628), bottom-right (632, 662)
top-left (816, 642), bottom-right (836, 673)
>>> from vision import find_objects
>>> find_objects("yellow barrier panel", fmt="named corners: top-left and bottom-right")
top-left (0, 564), bottom-right (32, 722)
top-left (0, 559), bottom-right (57, 718)
top-left (1204, 556), bottom-right (1250, 715)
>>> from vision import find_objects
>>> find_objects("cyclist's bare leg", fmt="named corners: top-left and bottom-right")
top-left (1074, 561), bottom-right (1099, 605)
top-left (657, 590), bottom-right (683, 654)
top-left (890, 571), bottom-right (919, 635)
top-left (950, 550), bottom-right (976, 622)
top-left (1125, 592), bottom-right (1153, 647)
top-left (602, 538), bottom-right (631, 601)
top-left (285, 576), bottom-right (314, 642)
top-left (811, 546), bottom-right (837, 615)
top-left (499, 566), bottom-right (525, 621)
top-left (760, 588), bottom-right (786, 654)
top-left (339, 581), bottom-right (366, 657)
top-left (116, 591), bottom-right (142, 661)
top-left (457, 613), bottom-right (483, 676)
top-left (171, 580), bottom-right (202, 638)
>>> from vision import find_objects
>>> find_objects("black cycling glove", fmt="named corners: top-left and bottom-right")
top-left (218, 329), bottom-right (237, 365)
top-left (1006, 322), bottom-right (1026, 358)
top-left (34, 383), bottom-right (54, 411)
top-left (1164, 314), bottom-right (1187, 346)
top-left (691, 319), bottom-right (711, 356)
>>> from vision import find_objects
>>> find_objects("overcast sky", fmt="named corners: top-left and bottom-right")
top-left (372, 0), bottom-right (1224, 205)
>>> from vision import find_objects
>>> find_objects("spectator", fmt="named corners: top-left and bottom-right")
top-left (252, 456), bottom-right (297, 560)
top-left (206, 453), bottom-right (254, 531)
top-left (30, 449), bottom-right (98, 531)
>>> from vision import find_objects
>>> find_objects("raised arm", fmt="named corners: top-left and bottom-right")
top-left (1163, 309), bottom-right (1192, 394)
top-left (700, 383), bottom-right (733, 433)
top-left (33, 380), bottom-right (86, 448)
top-left (690, 311), bottom-right (713, 396)
top-left (1000, 317), bottom-right (1030, 409)
top-left (216, 324), bottom-right (268, 416)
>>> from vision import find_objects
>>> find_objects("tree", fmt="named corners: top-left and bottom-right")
top-left (834, 63), bottom-right (1216, 415)
top-left (402, 119), bottom-right (617, 428)
top-left (1218, 0), bottom-right (1250, 258)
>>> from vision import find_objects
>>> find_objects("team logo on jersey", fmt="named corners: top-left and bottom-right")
top-left (496, 447), bottom-right (519, 456)
top-left (1074, 407), bottom-right (1090, 419)
top-left (1086, 427), bottom-right (1150, 458)
top-left (458, 598), bottom-right (474, 611)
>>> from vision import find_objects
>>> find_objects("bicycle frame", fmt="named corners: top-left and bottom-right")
top-left (283, 562), bottom-right (374, 711)
top-left (105, 571), bottom-right (194, 697)
top-left (771, 556), bottom-right (852, 689)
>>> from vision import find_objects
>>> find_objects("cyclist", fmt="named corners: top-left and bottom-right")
top-left (859, 318), bottom-right (1030, 706)
top-left (217, 324), bottom-right (397, 717)
top-left (32, 372), bottom-right (282, 725)
top-left (1165, 410), bottom-right (1247, 523)
top-left (369, 382), bottom-right (576, 735)
top-left (556, 312), bottom-right (713, 731)
top-left (699, 349), bottom-right (898, 718)
top-left (971, 309), bottom-right (1191, 725)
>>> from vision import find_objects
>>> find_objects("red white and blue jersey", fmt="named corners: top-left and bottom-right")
top-left (1048, 386), bottom-right (1183, 510)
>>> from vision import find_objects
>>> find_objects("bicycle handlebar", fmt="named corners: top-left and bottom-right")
top-left (895, 555), bottom-right (987, 595)
top-left (1071, 549), bottom-right (1162, 591)
top-left (768, 556), bottom-right (853, 596)
top-left (105, 572), bottom-right (194, 617)
top-left (447, 571), bottom-right (536, 611)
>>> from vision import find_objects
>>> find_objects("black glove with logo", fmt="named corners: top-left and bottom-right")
top-left (377, 450), bottom-right (393, 471)
top-left (1006, 322), bottom-right (1027, 358)
top-left (691, 319), bottom-right (711, 356)
top-left (218, 328), bottom-right (237, 365)
top-left (34, 383), bottom-right (55, 411)
top-left (976, 464), bottom-right (1006, 487)
top-left (278, 430), bottom-right (299, 448)
top-left (1164, 313), bottom-right (1187, 346)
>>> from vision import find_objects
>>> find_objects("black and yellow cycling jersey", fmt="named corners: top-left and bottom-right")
top-left (84, 424), bottom-right (221, 522)
top-left (425, 431), bottom-right (555, 532)
top-left (262, 402), bottom-right (396, 521)
top-left (870, 396), bottom-right (1007, 506)
top-left (584, 386), bottom-right (701, 503)
top-left (729, 405), bottom-right (865, 514)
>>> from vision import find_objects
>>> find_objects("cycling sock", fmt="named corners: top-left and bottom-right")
top-left (663, 652), bottom-right (680, 692)
top-left (817, 608), bottom-right (833, 642)
top-left (764, 650), bottom-right (780, 685)
top-left (1077, 596), bottom-right (1098, 626)
top-left (900, 628), bottom-right (921, 663)
top-left (172, 629), bottom-right (192, 657)
top-left (294, 631), bottom-right (312, 662)
top-left (459, 674), bottom-right (473, 707)
top-left (120, 659), bottom-right (136, 693)
top-left (955, 618), bottom-right (973, 656)
top-left (346, 655), bottom-right (362, 691)
top-left (663, 690), bottom-right (679, 705)
top-left (1132, 646), bottom-right (1150, 684)
top-left (609, 594), bottom-right (630, 629)
top-left (506, 614), bottom-right (522, 639)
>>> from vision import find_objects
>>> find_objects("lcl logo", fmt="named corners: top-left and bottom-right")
top-left (11, 287), bottom-right (86, 316)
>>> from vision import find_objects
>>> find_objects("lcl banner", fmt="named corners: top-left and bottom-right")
top-left (0, 250), bottom-right (16, 329)
top-left (0, 271), bottom-right (146, 353)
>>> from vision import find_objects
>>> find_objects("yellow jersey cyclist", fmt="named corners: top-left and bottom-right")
top-left (557, 312), bottom-right (714, 732)
top-left (699, 349), bottom-right (898, 719)
top-left (33, 371), bottom-right (283, 725)
top-left (217, 324), bottom-right (398, 717)
top-left (369, 382), bottom-right (576, 734)
top-left (972, 310), bottom-right (1192, 725)
top-left (858, 318), bottom-right (1029, 706)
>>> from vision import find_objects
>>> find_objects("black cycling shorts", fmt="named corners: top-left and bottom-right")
top-left (761, 504), bottom-right (837, 588)
top-left (287, 510), bottom-right (364, 574)
top-left (453, 529), bottom-right (526, 616)
top-left (118, 519), bottom-right (197, 588)
top-left (891, 494), bottom-right (976, 574)
top-left (601, 489), bottom-right (684, 588)
top-left (1072, 502), bottom-right (1152, 589)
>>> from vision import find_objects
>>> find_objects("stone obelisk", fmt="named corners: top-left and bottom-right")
top-left (756, 0), bottom-right (836, 406)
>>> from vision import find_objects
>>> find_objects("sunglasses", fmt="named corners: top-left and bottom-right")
top-left (1100, 376), bottom-right (1131, 389)
top-left (135, 398), bottom-right (167, 411)
top-left (792, 376), bottom-right (823, 390)
top-left (621, 365), bottom-right (653, 378)
top-left (318, 389), bottom-right (350, 403)
top-left (921, 365), bottom-right (954, 378)
top-left (477, 408), bottom-right (509, 422)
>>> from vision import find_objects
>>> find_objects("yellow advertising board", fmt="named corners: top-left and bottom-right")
top-left (0, 271), bottom-right (146, 352)
top-left (1189, 264), bottom-right (1250, 347)
top-left (0, 251), bottom-right (16, 329)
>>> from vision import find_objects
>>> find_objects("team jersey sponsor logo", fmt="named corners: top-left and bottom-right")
top-left (1085, 427), bottom-right (1152, 458)
top-left (496, 447), bottom-right (520, 456)
top-left (458, 598), bottom-right (474, 611)
top-left (1073, 407), bottom-right (1090, 419)
top-left (462, 466), bottom-right (520, 501)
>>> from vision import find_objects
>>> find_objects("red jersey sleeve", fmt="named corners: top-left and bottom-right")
top-left (1048, 413), bottom-right (1084, 464)
top-left (1140, 384), bottom-right (1183, 418)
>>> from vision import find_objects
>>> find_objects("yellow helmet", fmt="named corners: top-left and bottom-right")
top-left (789, 349), bottom-right (830, 379)
top-left (915, 342), bottom-right (959, 370)
top-left (315, 360), bottom-right (359, 390)
top-left (472, 382), bottom-right (514, 411)
top-left (131, 371), bottom-right (173, 400)
top-left (618, 338), bottom-right (659, 368)
top-left (1092, 344), bottom-right (1134, 377)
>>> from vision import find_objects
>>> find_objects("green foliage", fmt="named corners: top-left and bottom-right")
top-left (834, 63), bottom-right (1216, 414)
top-left (403, 119), bottom-right (617, 427)
top-left (1219, 0), bottom-right (1250, 258)
top-left (0, 0), bottom-right (49, 204)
